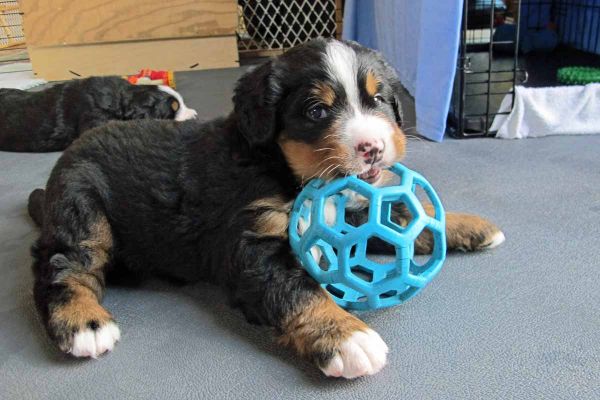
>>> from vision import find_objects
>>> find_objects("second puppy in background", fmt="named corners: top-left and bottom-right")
top-left (0, 76), bottom-right (197, 152)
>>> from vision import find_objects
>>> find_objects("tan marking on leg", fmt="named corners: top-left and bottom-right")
top-left (79, 216), bottom-right (113, 271)
top-left (311, 82), bottom-right (336, 106)
top-left (248, 196), bottom-right (292, 237)
top-left (51, 277), bottom-right (112, 334)
top-left (49, 275), bottom-right (119, 356)
top-left (279, 288), bottom-right (368, 360)
top-left (49, 216), bottom-right (114, 347)
top-left (365, 71), bottom-right (380, 97)
top-left (417, 204), bottom-right (503, 253)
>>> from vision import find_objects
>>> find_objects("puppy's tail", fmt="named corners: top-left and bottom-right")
top-left (28, 188), bottom-right (46, 227)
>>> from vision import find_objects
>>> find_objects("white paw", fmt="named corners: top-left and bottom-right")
top-left (485, 231), bottom-right (506, 249)
top-left (70, 321), bottom-right (121, 358)
top-left (321, 329), bottom-right (389, 379)
top-left (176, 107), bottom-right (198, 121)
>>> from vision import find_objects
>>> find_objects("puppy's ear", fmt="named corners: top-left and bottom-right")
top-left (390, 82), bottom-right (404, 128)
top-left (233, 60), bottom-right (280, 148)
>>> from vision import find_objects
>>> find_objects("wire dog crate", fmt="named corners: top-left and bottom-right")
top-left (449, 0), bottom-right (600, 138)
top-left (237, 0), bottom-right (342, 57)
top-left (0, 1), bottom-right (24, 50)
top-left (0, 1), bottom-right (29, 77)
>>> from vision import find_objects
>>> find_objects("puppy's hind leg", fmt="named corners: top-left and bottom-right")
top-left (32, 194), bottom-right (120, 358)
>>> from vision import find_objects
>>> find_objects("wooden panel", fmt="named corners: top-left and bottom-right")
top-left (21, 0), bottom-right (237, 46)
top-left (335, 0), bottom-right (344, 38)
top-left (239, 48), bottom-right (284, 59)
top-left (28, 36), bottom-right (238, 81)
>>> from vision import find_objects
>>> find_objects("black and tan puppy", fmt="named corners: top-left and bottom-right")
top-left (28, 39), bottom-right (504, 379)
top-left (0, 76), bottom-right (197, 152)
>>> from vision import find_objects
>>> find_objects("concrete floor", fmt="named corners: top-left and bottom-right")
top-left (1, 68), bottom-right (599, 399)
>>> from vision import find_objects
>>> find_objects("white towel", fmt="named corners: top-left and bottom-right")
top-left (0, 62), bottom-right (46, 90)
top-left (491, 83), bottom-right (600, 139)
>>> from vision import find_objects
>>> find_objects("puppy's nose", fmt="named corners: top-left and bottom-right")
top-left (355, 140), bottom-right (384, 165)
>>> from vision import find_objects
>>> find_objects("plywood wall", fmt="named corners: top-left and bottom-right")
top-left (21, 0), bottom-right (237, 46)
top-left (20, 0), bottom-right (239, 80)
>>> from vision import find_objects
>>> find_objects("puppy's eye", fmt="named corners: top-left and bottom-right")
top-left (306, 105), bottom-right (328, 121)
top-left (374, 94), bottom-right (385, 104)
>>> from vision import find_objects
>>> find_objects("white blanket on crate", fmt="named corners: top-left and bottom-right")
top-left (491, 83), bottom-right (600, 139)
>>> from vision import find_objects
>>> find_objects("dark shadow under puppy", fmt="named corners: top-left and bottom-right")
top-left (0, 76), bottom-right (197, 152)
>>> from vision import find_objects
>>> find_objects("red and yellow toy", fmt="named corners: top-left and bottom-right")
top-left (125, 69), bottom-right (176, 88)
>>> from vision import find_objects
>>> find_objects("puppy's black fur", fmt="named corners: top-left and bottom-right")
top-left (28, 39), bottom-right (503, 377)
top-left (0, 76), bottom-right (180, 152)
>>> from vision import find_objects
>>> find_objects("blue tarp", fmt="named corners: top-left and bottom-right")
top-left (343, 0), bottom-right (465, 142)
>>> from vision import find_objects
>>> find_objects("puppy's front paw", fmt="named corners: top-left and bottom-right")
top-left (321, 329), bottom-right (388, 379)
top-left (445, 213), bottom-right (505, 252)
top-left (415, 209), bottom-right (505, 253)
top-left (281, 290), bottom-right (388, 379)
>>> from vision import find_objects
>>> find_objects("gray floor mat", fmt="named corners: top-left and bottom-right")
top-left (1, 68), bottom-right (599, 399)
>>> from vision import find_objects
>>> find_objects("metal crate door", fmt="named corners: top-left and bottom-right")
top-left (449, 0), bottom-right (525, 138)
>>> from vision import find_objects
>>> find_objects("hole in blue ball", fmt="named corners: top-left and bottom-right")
top-left (379, 290), bottom-right (398, 299)
top-left (349, 244), bottom-right (357, 259)
top-left (380, 200), bottom-right (414, 234)
top-left (351, 266), bottom-right (374, 283)
top-left (412, 227), bottom-right (434, 271)
top-left (325, 284), bottom-right (345, 299)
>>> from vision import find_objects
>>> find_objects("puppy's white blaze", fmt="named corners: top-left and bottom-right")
top-left (324, 41), bottom-right (361, 114)
top-left (321, 329), bottom-right (389, 379)
top-left (158, 85), bottom-right (198, 121)
top-left (70, 321), bottom-right (120, 358)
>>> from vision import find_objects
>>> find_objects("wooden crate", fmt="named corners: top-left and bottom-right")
top-left (20, 0), bottom-right (239, 80)
top-left (336, 0), bottom-right (344, 39)
top-left (0, 1), bottom-right (25, 50)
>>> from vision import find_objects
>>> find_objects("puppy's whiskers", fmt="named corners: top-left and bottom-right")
top-left (318, 163), bottom-right (341, 181)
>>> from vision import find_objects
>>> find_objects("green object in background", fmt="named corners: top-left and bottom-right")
top-left (557, 67), bottom-right (600, 85)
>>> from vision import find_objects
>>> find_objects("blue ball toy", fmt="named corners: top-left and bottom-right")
top-left (289, 163), bottom-right (446, 311)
